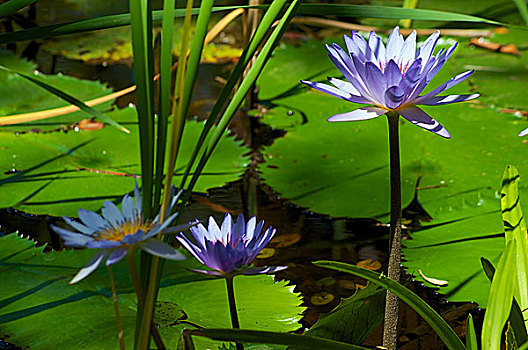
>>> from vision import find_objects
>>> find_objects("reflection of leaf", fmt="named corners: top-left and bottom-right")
top-left (258, 39), bottom-right (528, 307)
top-left (306, 284), bottom-right (385, 345)
top-left (0, 234), bottom-right (303, 350)
top-left (0, 106), bottom-right (249, 216)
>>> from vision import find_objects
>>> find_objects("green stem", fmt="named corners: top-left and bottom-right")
top-left (225, 276), bottom-right (243, 350)
top-left (126, 250), bottom-right (165, 350)
top-left (383, 112), bottom-right (402, 350)
top-left (108, 266), bottom-right (126, 350)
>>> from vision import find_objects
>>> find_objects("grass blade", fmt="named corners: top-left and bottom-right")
top-left (178, 0), bottom-right (288, 192)
top-left (512, 0), bottom-right (528, 26)
top-left (153, 0), bottom-right (177, 209)
top-left (481, 257), bottom-right (528, 345)
top-left (313, 261), bottom-right (466, 350)
top-left (466, 314), bottom-right (478, 350)
top-left (187, 329), bottom-right (370, 350)
top-left (502, 165), bottom-right (528, 327)
top-left (296, 4), bottom-right (500, 24)
top-left (130, 0), bottom-right (155, 218)
top-left (183, 0), bottom-right (298, 197)
top-left (0, 5), bottom-right (503, 44)
top-left (0, 0), bottom-right (36, 18)
top-left (481, 241), bottom-right (517, 349)
top-left (0, 5), bottom-right (253, 44)
top-left (0, 65), bottom-right (129, 133)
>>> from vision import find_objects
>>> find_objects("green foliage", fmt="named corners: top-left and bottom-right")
top-left (306, 284), bottom-right (385, 344)
top-left (481, 240), bottom-right (517, 349)
top-left (0, 234), bottom-right (303, 349)
top-left (313, 261), bottom-right (466, 350)
top-left (257, 35), bottom-right (528, 307)
top-left (0, 106), bottom-right (249, 216)
top-left (0, 49), bottom-right (114, 132)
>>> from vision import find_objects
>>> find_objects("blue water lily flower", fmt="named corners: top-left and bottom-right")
top-left (177, 213), bottom-right (286, 277)
top-left (52, 183), bottom-right (191, 284)
top-left (301, 26), bottom-right (479, 138)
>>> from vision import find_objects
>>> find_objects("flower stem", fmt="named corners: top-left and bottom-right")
top-left (383, 112), bottom-right (402, 350)
top-left (225, 276), bottom-right (244, 350)
top-left (126, 249), bottom-right (165, 350)
top-left (108, 266), bottom-right (126, 350)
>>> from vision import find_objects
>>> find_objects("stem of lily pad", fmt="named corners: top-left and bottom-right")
top-left (225, 276), bottom-right (244, 350)
top-left (126, 249), bottom-right (166, 350)
top-left (108, 266), bottom-right (126, 350)
top-left (383, 111), bottom-right (402, 350)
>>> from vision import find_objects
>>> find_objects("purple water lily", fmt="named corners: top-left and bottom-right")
top-left (177, 213), bottom-right (286, 277)
top-left (301, 26), bottom-right (479, 138)
top-left (52, 183), bottom-right (191, 284)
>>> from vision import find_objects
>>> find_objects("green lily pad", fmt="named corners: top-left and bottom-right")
top-left (306, 283), bottom-right (385, 344)
top-left (258, 39), bottom-right (528, 307)
top-left (0, 48), bottom-right (114, 132)
top-left (0, 234), bottom-right (303, 349)
top-left (0, 105), bottom-right (250, 217)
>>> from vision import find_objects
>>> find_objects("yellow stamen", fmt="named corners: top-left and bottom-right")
top-left (96, 219), bottom-right (155, 242)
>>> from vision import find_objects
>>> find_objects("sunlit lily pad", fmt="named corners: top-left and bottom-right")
top-left (0, 106), bottom-right (250, 217)
top-left (0, 234), bottom-right (303, 349)
top-left (0, 49), bottom-right (114, 131)
top-left (257, 39), bottom-right (528, 307)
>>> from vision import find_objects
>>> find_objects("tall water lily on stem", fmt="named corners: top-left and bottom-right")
top-left (301, 27), bottom-right (478, 350)
top-left (301, 26), bottom-right (479, 138)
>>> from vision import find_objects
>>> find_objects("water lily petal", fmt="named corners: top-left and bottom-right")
top-left (63, 217), bottom-right (95, 235)
top-left (241, 266), bottom-right (288, 275)
top-left (519, 128), bottom-right (528, 137)
top-left (416, 31), bottom-right (440, 70)
top-left (344, 32), bottom-right (366, 62)
top-left (327, 106), bottom-right (386, 122)
top-left (79, 209), bottom-right (108, 231)
top-left (102, 200), bottom-right (124, 228)
top-left (187, 268), bottom-right (225, 277)
top-left (398, 30), bottom-right (416, 71)
top-left (398, 106), bottom-right (451, 138)
top-left (301, 80), bottom-right (368, 104)
top-left (418, 93), bottom-right (480, 106)
top-left (86, 239), bottom-right (123, 249)
top-left (176, 235), bottom-right (206, 264)
top-left (70, 250), bottom-right (109, 284)
top-left (134, 181), bottom-right (142, 216)
top-left (364, 62), bottom-right (386, 105)
top-left (51, 225), bottom-right (93, 247)
top-left (106, 246), bottom-right (129, 266)
top-left (385, 85), bottom-right (405, 109)
top-left (384, 60), bottom-right (402, 87)
top-left (367, 31), bottom-right (386, 65)
top-left (385, 26), bottom-right (404, 61)
top-left (140, 239), bottom-right (186, 260)
top-left (121, 194), bottom-right (135, 221)
top-left (414, 70), bottom-right (474, 104)
top-left (327, 77), bottom-right (361, 96)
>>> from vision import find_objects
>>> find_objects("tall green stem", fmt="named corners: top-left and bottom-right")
top-left (108, 266), bottom-right (126, 350)
top-left (383, 112), bottom-right (402, 350)
top-left (226, 276), bottom-right (243, 350)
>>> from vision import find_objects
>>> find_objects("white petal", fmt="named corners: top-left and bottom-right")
top-left (70, 250), bottom-right (109, 284)
top-left (327, 106), bottom-right (386, 122)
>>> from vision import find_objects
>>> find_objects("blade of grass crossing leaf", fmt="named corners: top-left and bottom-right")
top-left (481, 257), bottom-right (528, 345)
top-left (313, 261), bottom-right (466, 350)
top-left (512, 0), bottom-right (528, 26)
top-left (0, 65), bottom-right (129, 133)
top-left (187, 329), bottom-right (370, 350)
top-left (0, 4), bottom-right (503, 45)
top-left (482, 240), bottom-right (517, 350)
top-left (296, 4), bottom-right (500, 24)
top-left (154, 0), bottom-right (177, 209)
top-left (130, 0), bottom-right (155, 219)
top-left (0, 0), bottom-right (37, 18)
top-left (178, 0), bottom-right (288, 192)
top-left (0, 6), bottom-right (253, 44)
top-left (502, 165), bottom-right (528, 328)
top-left (184, 0), bottom-right (299, 197)
top-left (466, 314), bottom-right (478, 350)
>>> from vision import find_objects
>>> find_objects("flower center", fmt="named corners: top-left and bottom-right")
top-left (96, 218), bottom-right (154, 242)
